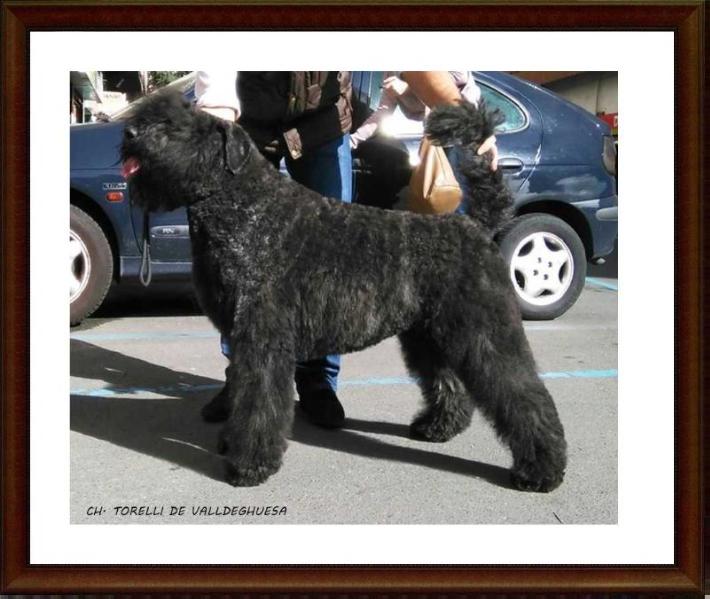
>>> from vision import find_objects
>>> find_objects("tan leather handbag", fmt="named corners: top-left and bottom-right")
top-left (406, 137), bottom-right (462, 214)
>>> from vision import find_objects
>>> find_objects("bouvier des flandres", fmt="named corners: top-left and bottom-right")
top-left (121, 91), bottom-right (566, 491)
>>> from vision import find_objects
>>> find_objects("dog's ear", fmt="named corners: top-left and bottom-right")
top-left (216, 120), bottom-right (250, 175)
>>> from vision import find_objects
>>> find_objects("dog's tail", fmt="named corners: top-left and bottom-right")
top-left (424, 100), bottom-right (514, 234)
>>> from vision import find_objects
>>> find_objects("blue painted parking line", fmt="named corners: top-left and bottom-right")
top-left (340, 376), bottom-right (414, 387)
top-left (71, 369), bottom-right (617, 398)
top-left (585, 277), bottom-right (618, 291)
top-left (70, 382), bottom-right (222, 397)
top-left (540, 369), bottom-right (618, 380)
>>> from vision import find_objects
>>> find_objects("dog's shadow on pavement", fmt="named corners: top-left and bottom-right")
top-left (71, 340), bottom-right (512, 490)
top-left (299, 417), bottom-right (513, 489)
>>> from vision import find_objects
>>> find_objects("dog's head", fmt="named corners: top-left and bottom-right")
top-left (424, 99), bottom-right (503, 150)
top-left (120, 90), bottom-right (252, 212)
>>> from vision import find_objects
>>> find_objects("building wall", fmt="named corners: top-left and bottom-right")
top-left (544, 72), bottom-right (618, 116)
top-left (69, 71), bottom-right (102, 123)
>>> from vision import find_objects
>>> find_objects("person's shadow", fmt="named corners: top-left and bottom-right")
top-left (71, 340), bottom-right (513, 489)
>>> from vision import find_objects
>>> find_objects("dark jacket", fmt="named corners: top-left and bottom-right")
top-left (237, 71), bottom-right (352, 160)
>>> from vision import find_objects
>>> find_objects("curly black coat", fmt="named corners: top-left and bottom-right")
top-left (121, 91), bottom-right (566, 491)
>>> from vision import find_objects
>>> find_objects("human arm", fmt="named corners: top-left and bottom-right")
top-left (399, 71), bottom-right (498, 170)
top-left (194, 70), bottom-right (240, 122)
top-left (350, 102), bottom-right (396, 150)
top-left (350, 78), bottom-right (401, 149)
top-left (398, 71), bottom-right (461, 108)
top-left (382, 76), bottom-right (426, 121)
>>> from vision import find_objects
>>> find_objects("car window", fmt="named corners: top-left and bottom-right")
top-left (352, 71), bottom-right (385, 109)
top-left (478, 84), bottom-right (527, 133)
top-left (352, 72), bottom-right (527, 137)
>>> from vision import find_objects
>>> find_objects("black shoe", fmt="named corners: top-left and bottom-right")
top-left (202, 363), bottom-right (236, 423)
top-left (298, 388), bottom-right (345, 429)
top-left (201, 384), bottom-right (231, 423)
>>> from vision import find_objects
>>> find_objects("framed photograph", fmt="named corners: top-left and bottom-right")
top-left (1, 1), bottom-right (704, 594)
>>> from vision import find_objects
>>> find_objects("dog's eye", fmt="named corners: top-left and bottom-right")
top-left (124, 126), bottom-right (139, 139)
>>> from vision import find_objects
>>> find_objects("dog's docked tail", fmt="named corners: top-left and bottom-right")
top-left (424, 100), bottom-right (514, 234)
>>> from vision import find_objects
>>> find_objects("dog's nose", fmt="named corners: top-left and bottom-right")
top-left (124, 125), bottom-right (138, 139)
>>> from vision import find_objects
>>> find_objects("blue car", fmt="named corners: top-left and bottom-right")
top-left (70, 71), bottom-right (617, 325)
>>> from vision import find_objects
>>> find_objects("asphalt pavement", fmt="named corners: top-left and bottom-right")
top-left (70, 277), bottom-right (617, 525)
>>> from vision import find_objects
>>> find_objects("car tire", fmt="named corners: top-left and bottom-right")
top-left (70, 205), bottom-right (113, 326)
top-left (498, 213), bottom-right (586, 320)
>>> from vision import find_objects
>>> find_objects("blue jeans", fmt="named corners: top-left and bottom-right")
top-left (444, 145), bottom-right (470, 215)
top-left (221, 133), bottom-right (352, 395)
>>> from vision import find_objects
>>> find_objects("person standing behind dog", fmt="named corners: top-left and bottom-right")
top-left (195, 70), bottom-right (353, 429)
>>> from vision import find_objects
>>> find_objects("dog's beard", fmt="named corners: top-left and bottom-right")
top-left (126, 166), bottom-right (194, 213)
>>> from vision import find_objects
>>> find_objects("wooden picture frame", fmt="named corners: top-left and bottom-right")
top-left (1, 1), bottom-right (704, 594)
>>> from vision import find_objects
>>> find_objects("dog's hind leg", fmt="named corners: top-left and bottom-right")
top-left (216, 325), bottom-right (296, 487)
top-left (445, 314), bottom-right (567, 492)
top-left (399, 328), bottom-right (474, 442)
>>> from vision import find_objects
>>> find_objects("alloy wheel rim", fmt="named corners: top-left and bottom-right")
top-left (70, 231), bottom-right (91, 303)
top-left (509, 231), bottom-right (574, 306)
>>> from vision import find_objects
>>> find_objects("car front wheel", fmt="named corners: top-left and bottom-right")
top-left (70, 205), bottom-right (113, 326)
top-left (498, 213), bottom-right (586, 320)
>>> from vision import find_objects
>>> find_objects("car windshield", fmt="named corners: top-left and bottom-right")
top-left (110, 72), bottom-right (197, 121)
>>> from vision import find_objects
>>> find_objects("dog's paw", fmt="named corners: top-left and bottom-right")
top-left (409, 407), bottom-right (470, 442)
top-left (410, 419), bottom-right (457, 442)
top-left (510, 430), bottom-right (567, 492)
top-left (217, 431), bottom-right (284, 486)
top-left (223, 459), bottom-right (282, 487)
top-left (409, 418), bottom-right (464, 443)
top-left (510, 461), bottom-right (565, 493)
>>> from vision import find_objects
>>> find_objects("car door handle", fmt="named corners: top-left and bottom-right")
top-left (151, 225), bottom-right (190, 238)
top-left (497, 157), bottom-right (524, 173)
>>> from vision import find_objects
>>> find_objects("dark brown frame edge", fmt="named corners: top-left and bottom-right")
top-left (0, 1), bottom-right (703, 594)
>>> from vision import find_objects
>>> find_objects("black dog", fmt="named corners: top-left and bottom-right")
top-left (121, 91), bottom-right (566, 491)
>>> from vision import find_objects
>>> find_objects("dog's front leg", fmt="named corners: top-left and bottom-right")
top-left (217, 347), bottom-right (295, 487)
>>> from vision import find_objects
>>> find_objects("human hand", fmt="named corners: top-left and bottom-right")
top-left (200, 106), bottom-right (238, 122)
top-left (478, 135), bottom-right (499, 171)
top-left (262, 137), bottom-right (285, 158)
top-left (381, 76), bottom-right (409, 100)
